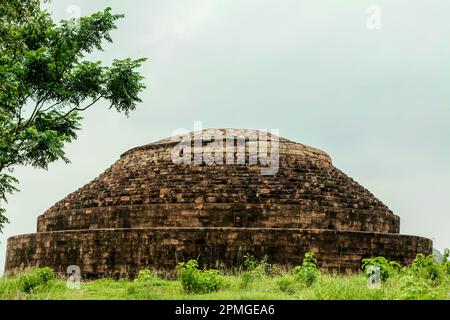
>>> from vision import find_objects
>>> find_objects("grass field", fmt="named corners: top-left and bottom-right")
top-left (1, 253), bottom-right (449, 300)
top-left (0, 271), bottom-right (449, 300)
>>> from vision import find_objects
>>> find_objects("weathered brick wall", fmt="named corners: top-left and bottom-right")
top-left (5, 228), bottom-right (432, 277)
top-left (36, 133), bottom-right (399, 234)
top-left (37, 203), bottom-right (399, 234)
top-left (4, 129), bottom-right (431, 276)
top-left (44, 154), bottom-right (390, 215)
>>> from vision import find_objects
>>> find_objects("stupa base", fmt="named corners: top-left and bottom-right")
top-left (5, 227), bottom-right (432, 277)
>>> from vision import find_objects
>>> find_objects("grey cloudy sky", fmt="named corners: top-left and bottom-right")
top-left (1, 0), bottom-right (449, 273)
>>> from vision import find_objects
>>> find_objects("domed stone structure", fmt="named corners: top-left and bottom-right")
top-left (5, 129), bottom-right (432, 277)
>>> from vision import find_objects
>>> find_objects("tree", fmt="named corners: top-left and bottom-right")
top-left (0, 0), bottom-right (147, 233)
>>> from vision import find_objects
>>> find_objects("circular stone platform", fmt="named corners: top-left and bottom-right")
top-left (5, 129), bottom-right (432, 276)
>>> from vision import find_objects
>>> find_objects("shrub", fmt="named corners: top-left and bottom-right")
top-left (398, 275), bottom-right (438, 300)
top-left (127, 269), bottom-right (165, 296)
top-left (442, 249), bottom-right (450, 275)
top-left (135, 269), bottom-right (159, 283)
top-left (361, 257), bottom-right (400, 282)
top-left (277, 275), bottom-right (297, 294)
top-left (239, 255), bottom-right (269, 289)
top-left (133, 269), bottom-right (164, 287)
top-left (411, 253), bottom-right (444, 284)
top-left (243, 254), bottom-right (269, 274)
top-left (19, 267), bottom-right (55, 293)
top-left (240, 271), bottom-right (254, 289)
top-left (293, 252), bottom-right (319, 287)
top-left (243, 254), bottom-right (258, 271)
top-left (177, 260), bottom-right (222, 294)
top-left (277, 252), bottom-right (320, 292)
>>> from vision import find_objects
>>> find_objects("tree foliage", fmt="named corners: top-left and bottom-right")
top-left (0, 1), bottom-right (146, 232)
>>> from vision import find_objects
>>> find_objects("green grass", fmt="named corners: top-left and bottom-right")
top-left (2, 253), bottom-right (449, 300)
top-left (1, 271), bottom-right (449, 300)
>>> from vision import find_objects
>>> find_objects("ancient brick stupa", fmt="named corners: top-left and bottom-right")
top-left (5, 129), bottom-right (431, 277)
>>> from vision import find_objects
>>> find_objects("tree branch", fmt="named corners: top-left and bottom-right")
top-left (39, 100), bottom-right (63, 112)
top-left (57, 95), bottom-right (103, 120)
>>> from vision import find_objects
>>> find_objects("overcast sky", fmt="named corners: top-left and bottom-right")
top-left (1, 0), bottom-right (449, 273)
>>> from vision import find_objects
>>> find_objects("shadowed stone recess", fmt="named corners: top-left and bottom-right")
top-left (5, 129), bottom-right (432, 277)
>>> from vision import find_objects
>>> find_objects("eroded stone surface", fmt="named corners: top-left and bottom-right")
top-left (5, 129), bottom-right (432, 276)
top-left (5, 228), bottom-right (431, 277)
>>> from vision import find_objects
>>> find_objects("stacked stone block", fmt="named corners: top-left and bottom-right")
top-left (5, 129), bottom-right (432, 277)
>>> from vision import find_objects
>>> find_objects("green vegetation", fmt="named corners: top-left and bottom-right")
top-left (0, 0), bottom-right (146, 233)
top-left (176, 259), bottom-right (223, 294)
top-left (362, 257), bottom-right (400, 282)
top-left (293, 252), bottom-right (320, 287)
top-left (18, 267), bottom-right (54, 293)
top-left (239, 255), bottom-right (269, 289)
top-left (276, 253), bottom-right (320, 294)
top-left (1, 252), bottom-right (449, 300)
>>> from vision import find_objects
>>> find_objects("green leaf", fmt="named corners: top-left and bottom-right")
top-left (0, 1), bottom-right (146, 233)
